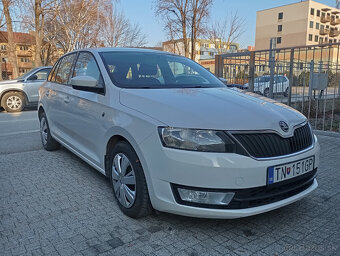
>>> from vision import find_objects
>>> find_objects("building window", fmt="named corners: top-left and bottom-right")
top-left (315, 35), bottom-right (319, 42)
top-left (325, 37), bottom-right (328, 42)
top-left (308, 34), bottom-right (313, 41)
top-left (209, 52), bottom-right (214, 56)
top-left (19, 45), bottom-right (29, 51)
top-left (200, 51), bottom-right (204, 55)
top-left (310, 8), bottom-right (315, 15)
top-left (278, 12), bottom-right (283, 20)
top-left (329, 39), bottom-right (333, 43)
top-left (0, 45), bottom-right (6, 50)
top-left (316, 22), bottom-right (320, 29)
top-left (278, 25), bottom-right (282, 32)
top-left (320, 37), bottom-right (323, 43)
top-left (309, 21), bottom-right (314, 28)
top-left (20, 57), bottom-right (30, 63)
top-left (317, 10), bottom-right (320, 17)
top-left (334, 39), bottom-right (337, 42)
top-left (277, 37), bottom-right (282, 44)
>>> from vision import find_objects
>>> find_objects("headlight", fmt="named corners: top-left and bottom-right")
top-left (159, 127), bottom-right (247, 154)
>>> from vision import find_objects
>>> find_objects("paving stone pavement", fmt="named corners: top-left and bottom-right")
top-left (0, 135), bottom-right (339, 256)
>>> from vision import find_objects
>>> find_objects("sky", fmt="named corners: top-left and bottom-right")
top-left (118, 0), bottom-right (336, 48)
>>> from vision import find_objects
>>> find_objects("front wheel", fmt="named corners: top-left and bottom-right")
top-left (1, 91), bottom-right (25, 112)
top-left (108, 141), bottom-right (152, 218)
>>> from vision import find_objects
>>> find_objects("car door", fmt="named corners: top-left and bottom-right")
top-left (65, 51), bottom-right (108, 167)
top-left (46, 53), bottom-right (77, 141)
top-left (25, 68), bottom-right (51, 102)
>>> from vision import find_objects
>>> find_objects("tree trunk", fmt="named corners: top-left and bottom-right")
top-left (2, 0), bottom-right (19, 78)
top-left (34, 0), bottom-right (43, 67)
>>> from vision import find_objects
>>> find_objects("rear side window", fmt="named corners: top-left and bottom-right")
top-left (48, 61), bottom-right (60, 81)
top-left (73, 52), bottom-right (102, 83)
top-left (54, 53), bottom-right (76, 84)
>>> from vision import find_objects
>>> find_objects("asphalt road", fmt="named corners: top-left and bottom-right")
top-left (0, 109), bottom-right (340, 256)
top-left (0, 110), bottom-right (41, 155)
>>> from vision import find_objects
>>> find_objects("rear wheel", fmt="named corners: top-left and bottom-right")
top-left (39, 112), bottom-right (60, 151)
top-left (1, 91), bottom-right (25, 112)
top-left (284, 87), bottom-right (289, 97)
top-left (108, 141), bottom-right (152, 218)
top-left (263, 88), bottom-right (270, 97)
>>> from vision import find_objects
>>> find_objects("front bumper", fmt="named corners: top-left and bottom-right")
top-left (139, 132), bottom-right (320, 218)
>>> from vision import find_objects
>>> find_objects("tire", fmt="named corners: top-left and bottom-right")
top-left (284, 87), bottom-right (289, 97)
top-left (39, 112), bottom-right (60, 151)
top-left (108, 141), bottom-right (152, 218)
top-left (1, 91), bottom-right (25, 112)
top-left (263, 88), bottom-right (270, 97)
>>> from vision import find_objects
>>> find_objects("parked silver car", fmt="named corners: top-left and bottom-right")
top-left (0, 66), bottom-right (52, 112)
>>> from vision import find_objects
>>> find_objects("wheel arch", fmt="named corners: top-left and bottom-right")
top-left (0, 89), bottom-right (29, 107)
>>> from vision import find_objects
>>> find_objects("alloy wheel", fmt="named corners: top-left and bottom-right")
top-left (40, 117), bottom-right (48, 145)
top-left (6, 96), bottom-right (22, 111)
top-left (112, 153), bottom-right (136, 208)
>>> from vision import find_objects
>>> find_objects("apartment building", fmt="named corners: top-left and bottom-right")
top-left (0, 31), bottom-right (37, 79)
top-left (255, 0), bottom-right (340, 50)
top-left (162, 38), bottom-right (238, 62)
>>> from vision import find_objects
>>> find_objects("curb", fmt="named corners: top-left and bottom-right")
top-left (314, 130), bottom-right (340, 138)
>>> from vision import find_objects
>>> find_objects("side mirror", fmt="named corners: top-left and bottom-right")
top-left (71, 76), bottom-right (98, 88)
top-left (28, 74), bottom-right (38, 81)
top-left (218, 77), bottom-right (227, 85)
top-left (71, 75), bottom-right (104, 93)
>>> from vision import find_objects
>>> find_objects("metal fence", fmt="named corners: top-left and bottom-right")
top-left (215, 42), bottom-right (340, 132)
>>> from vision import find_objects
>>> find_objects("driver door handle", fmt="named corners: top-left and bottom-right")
top-left (64, 96), bottom-right (70, 104)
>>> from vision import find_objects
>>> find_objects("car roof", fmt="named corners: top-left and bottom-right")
top-left (69, 47), bottom-right (178, 56)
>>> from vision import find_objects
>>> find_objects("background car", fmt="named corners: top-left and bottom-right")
top-left (250, 75), bottom-right (290, 97)
top-left (0, 66), bottom-right (52, 112)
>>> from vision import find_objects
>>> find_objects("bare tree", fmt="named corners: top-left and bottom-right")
top-left (2, 0), bottom-right (19, 78)
top-left (208, 11), bottom-right (245, 53)
top-left (155, 0), bottom-right (190, 57)
top-left (0, 10), bottom-right (5, 80)
top-left (33, 0), bottom-right (58, 67)
top-left (155, 0), bottom-right (212, 60)
top-left (101, 5), bottom-right (147, 48)
top-left (189, 0), bottom-right (212, 60)
top-left (49, 0), bottom-right (110, 53)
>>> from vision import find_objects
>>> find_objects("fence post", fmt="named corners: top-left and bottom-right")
top-left (248, 51), bottom-right (255, 92)
top-left (288, 48), bottom-right (294, 106)
top-left (269, 38), bottom-right (276, 98)
top-left (215, 55), bottom-right (223, 78)
top-left (309, 60), bottom-right (314, 98)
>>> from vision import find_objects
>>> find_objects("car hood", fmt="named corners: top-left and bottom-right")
top-left (119, 87), bottom-right (306, 136)
top-left (0, 79), bottom-right (21, 86)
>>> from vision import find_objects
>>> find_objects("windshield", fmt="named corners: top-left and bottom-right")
top-left (16, 68), bottom-right (40, 80)
top-left (100, 52), bottom-right (225, 89)
top-left (255, 76), bottom-right (270, 83)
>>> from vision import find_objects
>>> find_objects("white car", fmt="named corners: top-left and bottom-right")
top-left (38, 48), bottom-right (319, 219)
top-left (245, 75), bottom-right (290, 97)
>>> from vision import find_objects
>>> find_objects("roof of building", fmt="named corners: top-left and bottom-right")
top-left (0, 31), bottom-right (35, 45)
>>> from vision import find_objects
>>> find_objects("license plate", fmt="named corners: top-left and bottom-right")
top-left (267, 156), bottom-right (315, 185)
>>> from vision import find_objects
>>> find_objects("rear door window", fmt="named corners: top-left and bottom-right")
top-left (54, 53), bottom-right (77, 84)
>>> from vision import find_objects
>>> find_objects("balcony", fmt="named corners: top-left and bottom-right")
top-left (321, 16), bottom-right (331, 23)
top-left (330, 18), bottom-right (340, 25)
top-left (320, 28), bottom-right (330, 35)
top-left (330, 30), bottom-right (340, 37)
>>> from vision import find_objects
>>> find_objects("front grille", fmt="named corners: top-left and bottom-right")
top-left (232, 123), bottom-right (313, 158)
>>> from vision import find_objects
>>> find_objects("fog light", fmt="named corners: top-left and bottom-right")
top-left (177, 188), bottom-right (235, 205)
